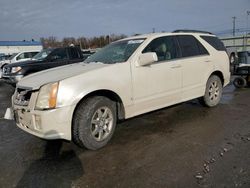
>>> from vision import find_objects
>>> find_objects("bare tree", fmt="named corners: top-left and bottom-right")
top-left (41, 34), bottom-right (127, 49)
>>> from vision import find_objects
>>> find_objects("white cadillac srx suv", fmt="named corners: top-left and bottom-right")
top-left (12, 30), bottom-right (230, 150)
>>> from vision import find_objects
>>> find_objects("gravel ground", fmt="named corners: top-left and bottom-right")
top-left (0, 82), bottom-right (249, 188)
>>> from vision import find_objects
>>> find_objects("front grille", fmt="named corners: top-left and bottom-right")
top-left (3, 67), bottom-right (11, 75)
top-left (14, 88), bottom-right (33, 106)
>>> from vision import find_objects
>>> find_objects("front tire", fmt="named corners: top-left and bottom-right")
top-left (199, 75), bottom-right (223, 107)
top-left (72, 96), bottom-right (117, 150)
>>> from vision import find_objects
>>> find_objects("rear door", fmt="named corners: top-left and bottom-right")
top-left (176, 35), bottom-right (212, 101)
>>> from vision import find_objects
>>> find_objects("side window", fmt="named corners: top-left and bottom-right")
top-left (69, 48), bottom-right (80, 59)
top-left (142, 36), bottom-right (178, 61)
top-left (49, 48), bottom-right (68, 61)
top-left (197, 41), bottom-right (209, 55)
top-left (16, 53), bottom-right (25, 60)
top-left (24, 52), bottom-right (31, 58)
top-left (177, 35), bottom-right (208, 58)
top-left (200, 36), bottom-right (226, 51)
top-left (31, 52), bottom-right (38, 57)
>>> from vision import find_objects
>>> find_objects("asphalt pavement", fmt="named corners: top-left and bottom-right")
top-left (0, 82), bottom-right (249, 188)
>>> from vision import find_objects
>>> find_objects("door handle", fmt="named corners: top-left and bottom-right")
top-left (171, 64), bottom-right (182, 69)
top-left (204, 60), bottom-right (211, 63)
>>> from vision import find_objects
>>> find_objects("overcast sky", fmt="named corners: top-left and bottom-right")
top-left (0, 0), bottom-right (249, 40)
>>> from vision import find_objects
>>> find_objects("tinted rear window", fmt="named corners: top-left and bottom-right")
top-left (201, 36), bottom-right (226, 51)
top-left (176, 35), bottom-right (208, 58)
top-left (69, 48), bottom-right (80, 59)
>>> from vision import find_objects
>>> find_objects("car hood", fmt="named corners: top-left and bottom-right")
top-left (17, 62), bottom-right (109, 90)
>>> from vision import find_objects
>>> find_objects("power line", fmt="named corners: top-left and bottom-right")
top-left (215, 27), bottom-right (250, 36)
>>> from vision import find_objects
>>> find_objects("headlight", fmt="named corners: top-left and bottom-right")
top-left (35, 82), bottom-right (59, 110)
top-left (11, 66), bottom-right (22, 73)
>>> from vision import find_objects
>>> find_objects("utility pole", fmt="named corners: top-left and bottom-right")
top-left (152, 28), bottom-right (155, 33)
top-left (246, 11), bottom-right (250, 51)
top-left (232, 16), bottom-right (236, 48)
top-left (232, 16), bottom-right (236, 36)
top-left (247, 11), bottom-right (250, 35)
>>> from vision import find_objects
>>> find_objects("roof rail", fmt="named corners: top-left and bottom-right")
top-left (172, 29), bottom-right (213, 35)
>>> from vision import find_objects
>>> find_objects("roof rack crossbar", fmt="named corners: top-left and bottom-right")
top-left (172, 30), bottom-right (213, 35)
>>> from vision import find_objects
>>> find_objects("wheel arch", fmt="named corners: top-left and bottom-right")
top-left (210, 70), bottom-right (224, 86)
top-left (1, 63), bottom-right (8, 69)
top-left (72, 89), bottom-right (126, 122)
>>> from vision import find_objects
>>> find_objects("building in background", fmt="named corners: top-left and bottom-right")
top-left (0, 41), bottom-right (43, 55)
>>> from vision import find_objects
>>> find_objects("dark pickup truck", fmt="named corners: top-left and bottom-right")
top-left (1, 46), bottom-right (86, 85)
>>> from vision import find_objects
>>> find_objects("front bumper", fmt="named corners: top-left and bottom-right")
top-left (12, 88), bottom-right (75, 141)
top-left (14, 104), bottom-right (75, 141)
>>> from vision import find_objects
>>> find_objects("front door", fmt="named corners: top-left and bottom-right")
top-left (131, 36), bottom-right (182, 114)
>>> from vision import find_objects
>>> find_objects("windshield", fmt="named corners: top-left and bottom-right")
top-left (84, 39), bottom-right (145, 64)
top-left (9, 53), bottom-right (18, 60)
top-left (32, 49), bottom-right (53, 60)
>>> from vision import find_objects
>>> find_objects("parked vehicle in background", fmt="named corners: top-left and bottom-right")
top-left (0, 54), bottom-right (11, 62)
top-left (220, 35), bottom-right (250, 64)
top-left (0, 55), bottom-right (11, 78)
top-left (1, 46), bottom-right (85, 84)
top-left (0, 51), bottom-right (40, 79)
top-left (232, 51), bottom-right (250, 88)
top-left (0, 51), bottom-right (40, 69)
top-left (31, 48), bottom-right (53, 61)
top-left (11, 30), bottom-right (230, 150)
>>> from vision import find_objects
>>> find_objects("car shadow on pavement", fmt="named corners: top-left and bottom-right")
top-left (16, 139), bottom-right (84, 188)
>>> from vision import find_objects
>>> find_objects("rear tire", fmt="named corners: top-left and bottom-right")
top-left (72, 96), bottom-right (117, 150)
top-left (199, 75), bottom-right (223, 107)
top-left (233, 77), bottom-right (247, 88)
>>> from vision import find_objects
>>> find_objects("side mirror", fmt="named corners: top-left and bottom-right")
top-left (138, 52), bottom-right (158, 66)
